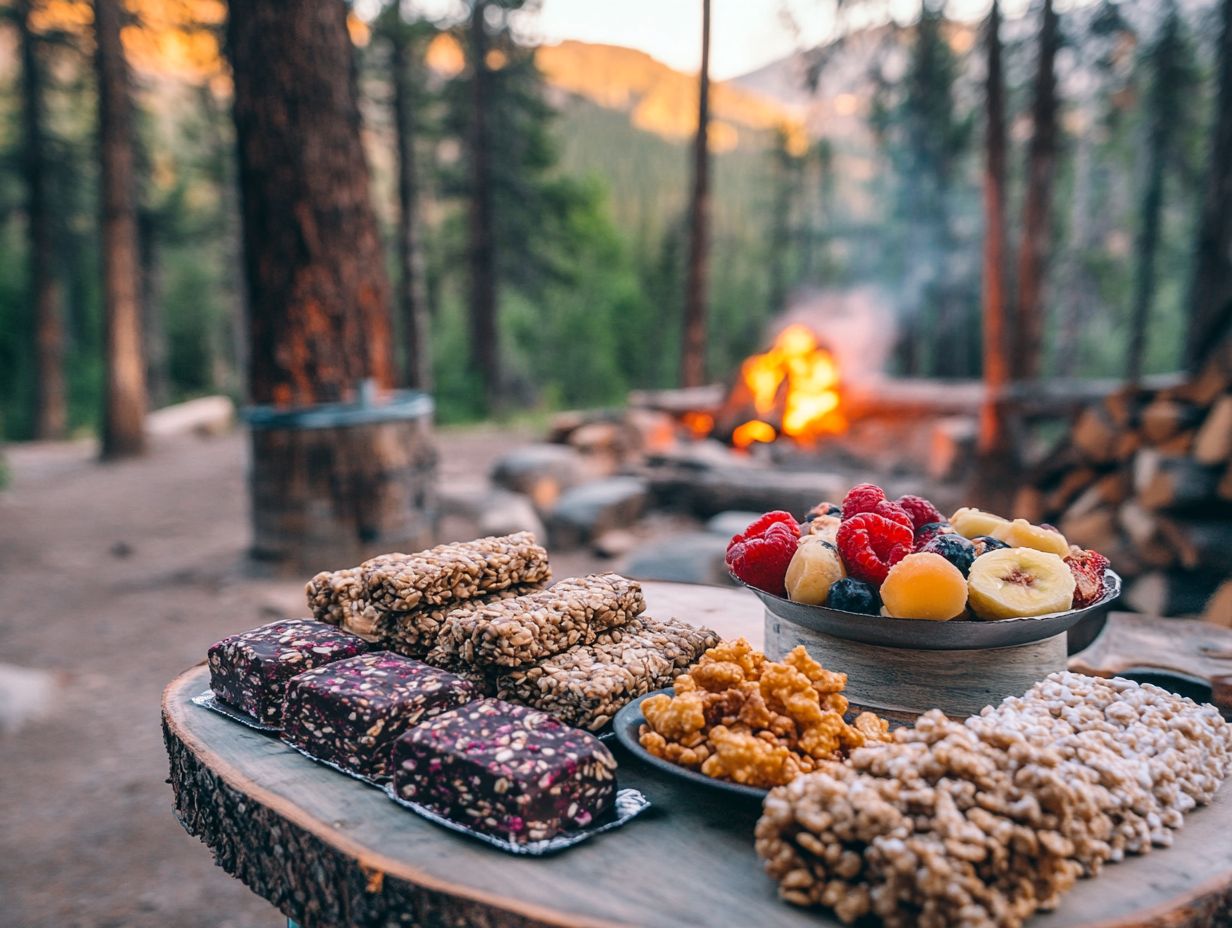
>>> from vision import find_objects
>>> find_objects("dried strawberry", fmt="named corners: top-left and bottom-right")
top-left (874, 500), bottom-right (914, 531)
top-left (841, 483), bottom-right (887, 520)
top-left (1065, 548), bottom-right (1110, 608)
top-left (836, 512), bottom-right (913, 586)
top-left (726, 512), bottom-right (801, 596)
top-left (897, 494), bottom-right (944, 531)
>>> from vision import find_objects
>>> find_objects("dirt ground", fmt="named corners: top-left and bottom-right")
top-left (0, 425), bottom-right (606, 928)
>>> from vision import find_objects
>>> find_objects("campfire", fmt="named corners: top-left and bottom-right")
top-left (713, 324), bottom-right (847, 449)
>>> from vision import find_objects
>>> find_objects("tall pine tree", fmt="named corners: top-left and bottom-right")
top-left (16, 0), bottom-right (66, 440)
top-left (95, 0), bottom-right (147, 458)
top-left (1126, 1), bottom-right (1199, 382)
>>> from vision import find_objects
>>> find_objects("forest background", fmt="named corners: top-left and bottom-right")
top-left (0, 0), bottom-right (1225, 441)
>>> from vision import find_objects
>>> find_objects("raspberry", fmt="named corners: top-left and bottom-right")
top-left (826, 577), bottom-right (881, 614)
top-left (1065, 548), bottom-right (1110, 608)
top-left (914, 521), bottom-right (953, 550)
top-left (836, 512), bottom-right (913, 586)
top-left (897, 494), bottom-right (943, 530)
top-left (841, 483), bottom-right (887, 520)
top-left (920, 533), bottom-right (976, 576)
top-left (726, 512), bottom-right (800, 597)
top-left (874, 500), bottom-right (914, 531)
top-left (736, 510), bottom-right (799, 540)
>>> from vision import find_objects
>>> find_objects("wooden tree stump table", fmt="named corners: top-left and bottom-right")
top-left (163, 582), bottom-right (1232, 928)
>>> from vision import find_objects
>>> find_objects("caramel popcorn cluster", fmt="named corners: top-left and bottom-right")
top-left (755, 671), bottom-right (1232, 928)
top-left (637, 639), bottom-right (891, 789)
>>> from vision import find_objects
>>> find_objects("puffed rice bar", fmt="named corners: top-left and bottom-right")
top-left (363, 533), bottom-right (551, 612)
top-left (432, 574), bottom-right (646, 668)
top-left (494, 615), bottom-right (721, 731)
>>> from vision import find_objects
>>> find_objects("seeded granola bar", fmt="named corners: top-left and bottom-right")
top-left (362, 533), bottom-right (551, 613)
top-left (206, 619), bottom-right (369, 725)
top-left (306, 555), bottom-right (403, 627)
top-left (494, 615), bottom-right (721, 731)
top-left (376, 583), bottom-right (547, 659)
top-left (391, 698), bottom-right (617, 843)
top-left (432, 574), bottom-right (646, 668)
top-left (281, 652), bottom-right (476, 780)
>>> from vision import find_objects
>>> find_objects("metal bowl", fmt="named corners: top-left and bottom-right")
top-left (739, 569), bottom-right (1121, 651)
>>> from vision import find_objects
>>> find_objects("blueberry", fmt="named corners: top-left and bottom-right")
top-left (971, 535), bottom-right (1010, 557)
top-left (826, 577), bottom-right (881, 614)
top-left (921, 533), bottom-right (977, 576)
top-left (913, 521), bottom-right (953, 548)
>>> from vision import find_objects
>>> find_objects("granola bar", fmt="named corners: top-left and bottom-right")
top-left (391, 698), bottom-right (617, 843)
top-left (206, 619), bottom-right (369, 725)
top-left (376, 583), bottom-right (546, 659)
top-left (281, 652), bottom-right (476, 779)
top-left (306, 553), bottom-right (404, 627)
top-left (494, 615), bottom-right (720, 731)
top-left (362, 533), bottom-right (551, 613)
top-left (432, 574), bottom-right (646, 669)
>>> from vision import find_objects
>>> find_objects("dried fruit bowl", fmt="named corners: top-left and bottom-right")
top-left (735, 569), bottom-right (1121, 651)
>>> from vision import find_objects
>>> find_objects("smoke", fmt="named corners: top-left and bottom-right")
top-left (772, 285), bottom-right (899, 383)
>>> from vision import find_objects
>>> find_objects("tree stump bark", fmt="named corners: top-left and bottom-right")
top-left (248, 401), bottom-right (437, 573)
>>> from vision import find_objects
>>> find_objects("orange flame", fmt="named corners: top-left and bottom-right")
top-left (731, 324), bottom-right (846, 449)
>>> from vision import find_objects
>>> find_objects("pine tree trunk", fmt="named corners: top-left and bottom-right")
top-left (980, 0), bottom-right (1010, 456)
top-left (680, 0), bottom-right (711, 388)
top-left (1128, 9), bottom-right (1179, 385)
top-left (19, 0), bottom-right (66, 441)
top-left (199, 84), bottom-right (246, 397)
top-left (1015, 0), bottom-right (1058, 382)
top-left (95, 0), bottom-right (147, 458)
top-left (1187, 0), bottom-right (1232, 370)
top-left (390, 27), bottom-right (432, 392)
top-left (139, 207), bottom-right (170, 409)
top-left (227, 0), bottom-right (394, 406)
top-left (228, 0), bottom-right (432, 571)
top-left (467, 0), bottom-right (499, 411)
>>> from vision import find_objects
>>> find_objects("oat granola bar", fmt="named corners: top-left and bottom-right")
top-left (494, 615), bottom-right (720, 731)
top-left (206, 619), bottom-right (369, 725)
top-left (376, 583), bottom-right (547, 658)
top-left (281, 652), bottom-right (476, 780)
top-left (362, 533), bottom-right (551, 613)
top-left (391, 698), bottom-right (617, 843)
top-left (432, 574), bottom-right (646, 668)
top-left (306, 555), bottom-right (403, 627)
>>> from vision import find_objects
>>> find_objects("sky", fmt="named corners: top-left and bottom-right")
top-left (403, 0), bottom-right (1035, 81)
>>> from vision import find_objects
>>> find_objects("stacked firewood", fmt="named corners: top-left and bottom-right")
top-left (1017, 340), bottom-right (1232, 623)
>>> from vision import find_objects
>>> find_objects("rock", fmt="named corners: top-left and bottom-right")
top-left (591, 529), bottom-right (640, 559)
top-left (705, 511), bottom-right (763, 539)
top-left (546, 476), bottom-right (649, 549)
top-left (490, 444), bottom-right (586, 512)
top-left (623, 408), bottom-right (678, 455)
top-left (0, 664), bottom-right (60, 736)
top-left (476, 489), bottom-right (546, 540)
top-left (147, 395), bottom-right (235, 438)
top-left (620, 532), bottom-right (733, 586)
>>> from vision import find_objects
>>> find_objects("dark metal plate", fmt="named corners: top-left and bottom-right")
top-left (612, 688), bottom-right (768, 801)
